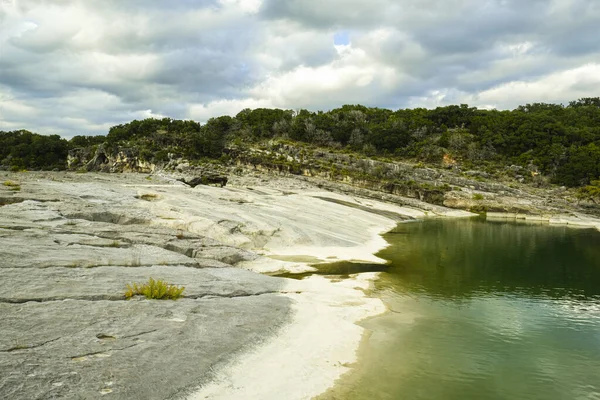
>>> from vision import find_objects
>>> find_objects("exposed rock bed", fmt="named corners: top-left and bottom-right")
top-left (0, 172), bottom-right (293, 399)
top-left (2, 170), bottom-right (598, 400)
top-left (226, 143), bottom-right (600, 217)
top-left (0, 171), bottom-right (451, 400)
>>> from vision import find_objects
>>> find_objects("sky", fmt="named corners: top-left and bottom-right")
top-left (0, 0), bottom-right (599, 137)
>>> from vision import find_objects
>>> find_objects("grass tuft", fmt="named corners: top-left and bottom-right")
top-left (125, 277), bottom-right (185, 300)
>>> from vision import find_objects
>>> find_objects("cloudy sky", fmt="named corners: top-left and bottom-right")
top-left (0, 0), bottom-right (599, 137)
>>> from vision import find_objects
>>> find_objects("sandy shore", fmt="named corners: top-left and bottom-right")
top-left (0, 171), bottom-right (476, 399)
top-left (145, 181), bottom-right (416, 399)
top-left (188, 273), bottom-right (386, 400)
top-left (172, 180), bottom-right (472, 399)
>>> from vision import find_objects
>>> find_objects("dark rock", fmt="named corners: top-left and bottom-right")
top-left (179, 175), bottom-right (228, 188)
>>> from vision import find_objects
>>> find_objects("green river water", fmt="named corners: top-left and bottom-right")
top-left (320, 218), bottom-right (600, 400)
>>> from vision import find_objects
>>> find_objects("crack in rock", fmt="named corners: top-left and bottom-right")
top-left (70, 344), bottom-right (138, 361)
top-left (0, 295), bottom-right (125, 304)
top-left (185, 290), bottom-right (279, 300)
top-left (0, 337), bottom-right (61, 353)
top-left (120, 329), bottom-right (158, 339)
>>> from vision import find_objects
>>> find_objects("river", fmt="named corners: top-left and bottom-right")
top-left (320, 218), bottom-right (600, 400)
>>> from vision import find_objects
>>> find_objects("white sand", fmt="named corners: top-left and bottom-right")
top-left (188, 273), bottom-right (386, 400)
top-left (134, 177), bottom-right (473, 399)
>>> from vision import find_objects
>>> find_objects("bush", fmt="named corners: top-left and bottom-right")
top-left (472, 193), bottom-right (484, 200)
top-left (577, 179), bottom-right (600, 204)
top-left (469, 205), bottom-right (488, 213)
top-left (125, 277), bottom-right (185, 300)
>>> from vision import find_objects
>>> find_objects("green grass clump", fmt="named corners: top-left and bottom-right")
top-left (472, 193), bottom-right (484, 200)
top-left (125, 277), bottom-right (185, 300)
top-left (3, 181), bottom-right (21, 191)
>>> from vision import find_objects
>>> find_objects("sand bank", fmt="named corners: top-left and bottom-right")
top-left (173, 181), bottom-right (471, 399)
top-left (188, 273), bottom-right (386, 400)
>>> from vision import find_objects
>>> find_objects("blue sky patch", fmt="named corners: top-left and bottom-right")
top-left (334, 31), bottom-right (350, 46)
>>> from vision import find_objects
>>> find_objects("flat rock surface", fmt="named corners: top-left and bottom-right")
top-left (0, 296), bottom-right (290, 400)
top-left (0, 172), bottom-right (291, 400)
top-left (0, 171), bottom-right (472, 399)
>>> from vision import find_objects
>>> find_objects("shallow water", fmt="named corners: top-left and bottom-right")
top-left (321, 218), bottom-right (600, 400)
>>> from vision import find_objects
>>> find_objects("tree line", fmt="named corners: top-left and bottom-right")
top-left (1, 98), bottom-right (599, 187)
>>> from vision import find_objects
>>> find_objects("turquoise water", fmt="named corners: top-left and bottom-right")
top-left (321, 219), bottom-right (600, 400)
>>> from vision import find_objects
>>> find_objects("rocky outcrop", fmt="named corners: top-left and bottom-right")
top-left (1, 169), bottom-right (598, 400)
top-left (1, 170), bottom-right (458, 399)
top-left (178, 175), bottom-right (228, 188)
top-left (63, 140), bottom-right (586, 216)
top-left (68, 145), bottom-right (155, 173)
top-left (226, 143), bottom-right (600, 217)
top-left (0, 172), bottom-right (290, 400)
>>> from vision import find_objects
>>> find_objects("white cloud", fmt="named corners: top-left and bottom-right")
top-left (188, 98), bottom-right (274, 122)
top-left (0, 0), bottom-right (599, 136)
top-left (249, 45), bottom-right (401, 109)
top-left (219, 0), bottom-right (263, 14)
top-left (411, 63), bottom-right (600, 110)
top-left (472, 63), bottom-right (600, 108)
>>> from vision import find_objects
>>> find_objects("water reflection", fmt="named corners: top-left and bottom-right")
top-left (378, 219), bottom-right (600, 300)
top-left (319, 219), bottom-right (600, 400)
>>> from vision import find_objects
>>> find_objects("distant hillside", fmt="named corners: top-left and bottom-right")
top-left (2, 98), bottom-right (600, 188)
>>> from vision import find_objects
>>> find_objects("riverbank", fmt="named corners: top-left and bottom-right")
top-left (188, 273), bottom-right (385, 400)
top-left (315, 218), bottom-right (600, 400)
top-left (486, 212), bottom-right (600, 232)
top-left (137, 173), bottom-right (471, 399)
top-left (3, 170), bottom-right (600, 399)
top-left (0, 171), bottom-right (471, 399)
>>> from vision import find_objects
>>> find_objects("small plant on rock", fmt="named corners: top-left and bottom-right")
top-left (3, 180), bottom-right (21, 190)
top-left (472, 193), bottom-right (484, 200)
top-left (125, 277), bottom-right (185, 300)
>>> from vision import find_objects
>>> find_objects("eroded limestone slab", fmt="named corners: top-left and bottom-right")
top-left (0, 296), bottom-right (291, 400)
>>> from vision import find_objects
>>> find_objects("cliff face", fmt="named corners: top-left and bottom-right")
top-left (225, 143), bottom-right (600, 217)
top-left (68, 145), bottom-right (156, 173)
top-left (66, 140), bottom-right (599, 217)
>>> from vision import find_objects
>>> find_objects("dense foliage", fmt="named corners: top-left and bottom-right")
top-left (2, 98), bottom-right (599, 187)
top-left (0, 130), bottom-right (69, 170)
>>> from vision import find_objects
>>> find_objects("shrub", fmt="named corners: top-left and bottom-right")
top-left (472, 193), bottom-right (484, 200)
top-left (3, 180), bottom-right (19, 187)
top-left (577, 179), bottom-right (600, 204)
top-left (125, 277), bottom-right (185, 300)
top-left (469, 205), bottom-right (488, 213)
